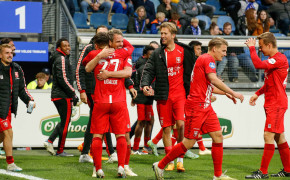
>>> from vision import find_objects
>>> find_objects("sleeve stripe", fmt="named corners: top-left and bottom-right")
top-left (76, 44), bottom-right (92, 91)
top-left (61, 56), bottom-right (75, 92)
top-left (20, 68), bottom-right (34, 100)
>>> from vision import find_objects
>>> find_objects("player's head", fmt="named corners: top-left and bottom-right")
top-left (96, 25), bottom-right (109, 34)
top-left (36, 72), bottom-right (47, 88)
top-left (257, 32), bottom-right (277, 56)
top-left (0, 44), bottom-right (13, 66)
top-left (56, 38), bottom-right (71, 55)
top-left (149, 41), bottom-right (159, 49)
top-left (143, 45), bottom-right (155, 59)
top-left (189, 40), bottom-right (202, 57)
top-left (208, 37), bottom-right (228, 61)
top-left (108, 29), bottom-right (123, 49)
top-left (93, 32), bottom-right (109, 49)
top-left (223, 22), bottom-right (232, 35)
top-left (160, 22), bottom-right (177, 46)
top-left (0, 38), bottom-right (15, 56)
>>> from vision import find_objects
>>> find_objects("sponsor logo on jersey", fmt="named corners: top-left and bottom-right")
top-left (268, 124), bottom-right (271, 128)
top-left (104, 79), bottom-right (118, 85)
top-left (193, 131), bottom-right (199, 137)
top-left (3, 121), bottom-right (8, 128)
top-left (0, 75), bottom-right (3, 79)
top-left (176, 57), bottom-right (181, 63)
top-left (209, 62), bottom-right (215, 69)
top-left (268, 58), bottom-right (276, 64)
top-left (124, 48), bottom-right (128, 51)
top-left (40, 115), bottom-right (89, 138)
top-left (202, 118), bottom-right (233, 140)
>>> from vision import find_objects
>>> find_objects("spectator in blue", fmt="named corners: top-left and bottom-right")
top-left (112, 0), bottom-right (134, 16)
top-left (79, 0), bottom-right (111, 20)
top-left (127, 6), bottom-right (147, 33)
top-left (150, 12), bottom-right (167, 34)
top-left (131, 0), bottom-right (156, 27)
top-left (184, 17), bottom-right (201, 35)
top-left (267, 0), bottom-right (290, 36)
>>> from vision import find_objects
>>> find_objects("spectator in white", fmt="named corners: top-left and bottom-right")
top-left (267, 0), bottom-right (290, 36)
top-left (196, 0), bottom-right (215, 18)
top-left (79, 0), bottom-right (111, 20)
top-left (184, 17), bottom-right (201, 35)
top-left (237, 0), bottom-right (259, 18)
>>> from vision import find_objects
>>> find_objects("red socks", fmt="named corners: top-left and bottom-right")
top-left (278, 142), bottom-right (290, 172)
top-left (197, 137), bottom-right (206, 151)
top-left (164, 146), bottom-right (172, 155)
top-left (212, 143), bottom-right (223, 177)
top-left (91, 137), bottom-right (103, 171)
top-left (116, 136), bottom-right (127, 168)
top-left (144, 137), bottom-right (150, 148)
top-left (125, 144), bottom-right (131, 165)
top-left (6, 156), bottom-right (14, 164)
top-left (158, 143), bottom-right (187, 169)
top-left (260, 144), bottom-right (275, 174)
top-left (133, 137), bottom-right (141, 151)
top-left (152, 129), bottom-right (163, 144)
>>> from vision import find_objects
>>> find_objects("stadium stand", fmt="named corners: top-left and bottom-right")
top-left (73, 0), bottom-right (80, 12)
top-left (196, 15), bottom-right (211, 30)
top-left (90, 13), bottom-right (112, 29)
top-left (111, 13), bottom-right (129, 30)
top-left (274, 33), bottom-right (286, 37)
top-left (217, 16), bottom-right (236, 32)
top-left (151, 0), bottom-right (160, 13)
top-left (73, 12), bottom-right (90, 29)
top-left (205, 0), bottom-right (226, 15)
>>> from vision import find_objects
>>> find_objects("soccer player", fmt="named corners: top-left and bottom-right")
top-left (44, 38), bottom-right (79, 157)
top-left (0, 44), bottom-right (35, 171)
top-left (245, 33), bottom-right (290, 179)
top-left (76, 25), bottom-right (118, 164)
top-left (83, 30), bottom-right (134, 178)
top-left (141, 22), bottom-right (196, 172)
top-left (152, 37), bottom-right (244, 180)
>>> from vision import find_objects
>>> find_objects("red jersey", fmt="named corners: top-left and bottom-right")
top-left (165, 44), bottom-right (185, 98)
top-left (186, 53), bottom-right (216, 111)
top-left (255, 52), bottom-right (288, 108)
top-left (83, 48), bottom-right (132, 103)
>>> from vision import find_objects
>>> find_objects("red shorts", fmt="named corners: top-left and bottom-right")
top-left (0, 109), bottom-right (12, 132)
top-left (137, 104), bottom-right (154, 121)
top-left (157, 96), bottom-right (185, 128)
top-left (90, 101), bottom-right (128, 135)
top-left (264, 107), bottom-right (286, 133)
top-left (184, 106), bottom-right (221, 139)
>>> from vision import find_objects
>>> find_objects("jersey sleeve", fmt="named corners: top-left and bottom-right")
top-left (82, 50), bottom-right (98, 66)
top-left (264, 57), bottom-right (283, 70)
top-left (204, 57), bottom-right (216, 74)
top-left (124, 56), bottom-right (133, 68)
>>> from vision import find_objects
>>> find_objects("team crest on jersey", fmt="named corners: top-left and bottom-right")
top-left (15, 72), bottom-right (19, 79)
top-left (268, 58), bottom-right (276, 64)
top-left (0, 75), bottom-right (3, 79)
top-left (193, 131), bottom-right (199, 137)
top-left (268, 124), bottom-right (271, 128)
top-left (209, 62), bottom-right (215, 69)
top-left (176, 57), bottom-right (181, 63)
top-left (3, 121), bottom-right (8, 127)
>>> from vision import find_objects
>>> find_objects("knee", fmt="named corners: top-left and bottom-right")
top-left (80, 1), bottom-right (89, 8)
top-left (212, 132), bottom-right (223, 143)
top-left (103, 2), bottom-right (111, 9)
top-left (163, 127), bottom-right (171, 134)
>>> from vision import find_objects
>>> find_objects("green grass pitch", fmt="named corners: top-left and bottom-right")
top-left (0, 149), bottom-right (285, 180)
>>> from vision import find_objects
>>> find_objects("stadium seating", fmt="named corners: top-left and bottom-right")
top-left (90, 13), bottom-right (112, 29)
top-left (73, 12), bottom-right (90, 29)
top-left (206, 0), bottom-right (226, 15)
top-left (284, 50), bottom-right (290, 64)
top-left (151, 0), bottom-right (160, 13)
top-left (111, 13), bottom-right (129, 30)
top-left (132, 47), bottom-right (143, 63)
top-left (274, 33), bottom-right (286, 37)
top-left (73, 0), bottom-right (80, 12)
top-left (196, 15), bottom-right (211, 30)
top-left (217, 16), bottom-right (236, 32)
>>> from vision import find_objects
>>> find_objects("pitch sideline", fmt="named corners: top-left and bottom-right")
top-left (0, 169), bottom-right (47, 180)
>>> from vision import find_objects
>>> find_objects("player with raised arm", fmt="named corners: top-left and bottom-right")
top-left (245, 32), bottom-right (290, 179)
top-left (152, 37), bottom-right (244, 180)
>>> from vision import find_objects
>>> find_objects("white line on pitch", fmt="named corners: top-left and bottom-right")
top-left (0, 169), bottom-right (47, 180)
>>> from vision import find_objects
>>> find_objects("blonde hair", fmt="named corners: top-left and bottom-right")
top-left (208, 37), bottom-right (228, 51)
top-left (156, 12), bottom-right (165, 19)
top-left (191, 17), bottom-right (199, 23)
top-left (108, 29), bottom-right (123, 42)
top-left (136, 6), bottom-right (147, 19)
top-left (257, 32), bottom-right (277, 48)
top-left (160, 22), bottom-right (177, 35)
top-left (36, 72), bottom-right (46, 79)
top-left (0, 44), bottom-right (11, 53)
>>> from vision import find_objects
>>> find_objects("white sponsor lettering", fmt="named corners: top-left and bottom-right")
top-left (104, 79), bottom-right (118, 85)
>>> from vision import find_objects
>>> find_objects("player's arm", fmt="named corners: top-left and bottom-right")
top-left (249, 84), bottom-right (265, 106)
top-left (85, 47), bottom-right (115, 72)
top-left (245, 38), bottom-right (267, 69)
top-left (97, 66), bottom-right (132, 80)
top-left (141, 51), bottom-right (156, 95)
top-left (208, 73), bottom-right (244, 103)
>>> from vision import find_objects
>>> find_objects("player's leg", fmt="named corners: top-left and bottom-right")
top-left (133, 104), bottom-right (146, 153)
top-left (147, 128), bottom-right (163, 156)
top-left (91, 133), bottom-right (104, 178)
top-left (209, 130), bottom-right (224, 178)
top-left (197, 134), bottom-right (211, 155)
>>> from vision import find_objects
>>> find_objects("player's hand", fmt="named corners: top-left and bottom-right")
top-left (97, 69), bottom-right (110, 80)
top-left (232, 92), bottom-right (244, 103)
top-left (143, 86), bottom-right (152, 96)
top-left (245, 38), bottom-right (256, 48)
top-left (148, 87), bottom-right (154, 96)
top-left (249, 94), bottom-right (258, 106)
top-left (211, 95), bottom-right (217, 102)
top-left (225, 93), bottom-right (237, 104)
top-left (129, 88), bottom-right (137, 99)
top-left (80, 92), bottom-right (87, 104)
top-left (97, 46), bottom-right (115, 59)
top-left (72, 95), bottom-right (79, 106)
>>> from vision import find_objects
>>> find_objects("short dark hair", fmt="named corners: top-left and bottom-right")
top-left (56, 38), bottom-right (69, 48)
top-left (0, 38), bottom-right (13, 45)
top-left (149, 41), bottom-right (158, 46)
top-left (93, 32), bottom-right (109, 47)
top-left (96, 25), bottom-right (108, 33)
top-left (143, 45), bottom-right (155, 55)
top-left (188, 41), bottom-right (202, 48)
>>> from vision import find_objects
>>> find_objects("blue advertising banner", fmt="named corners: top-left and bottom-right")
top-left (0, 2), bottom-right (42, 33)
top-left (14, 42), bottom-right (48, 62)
